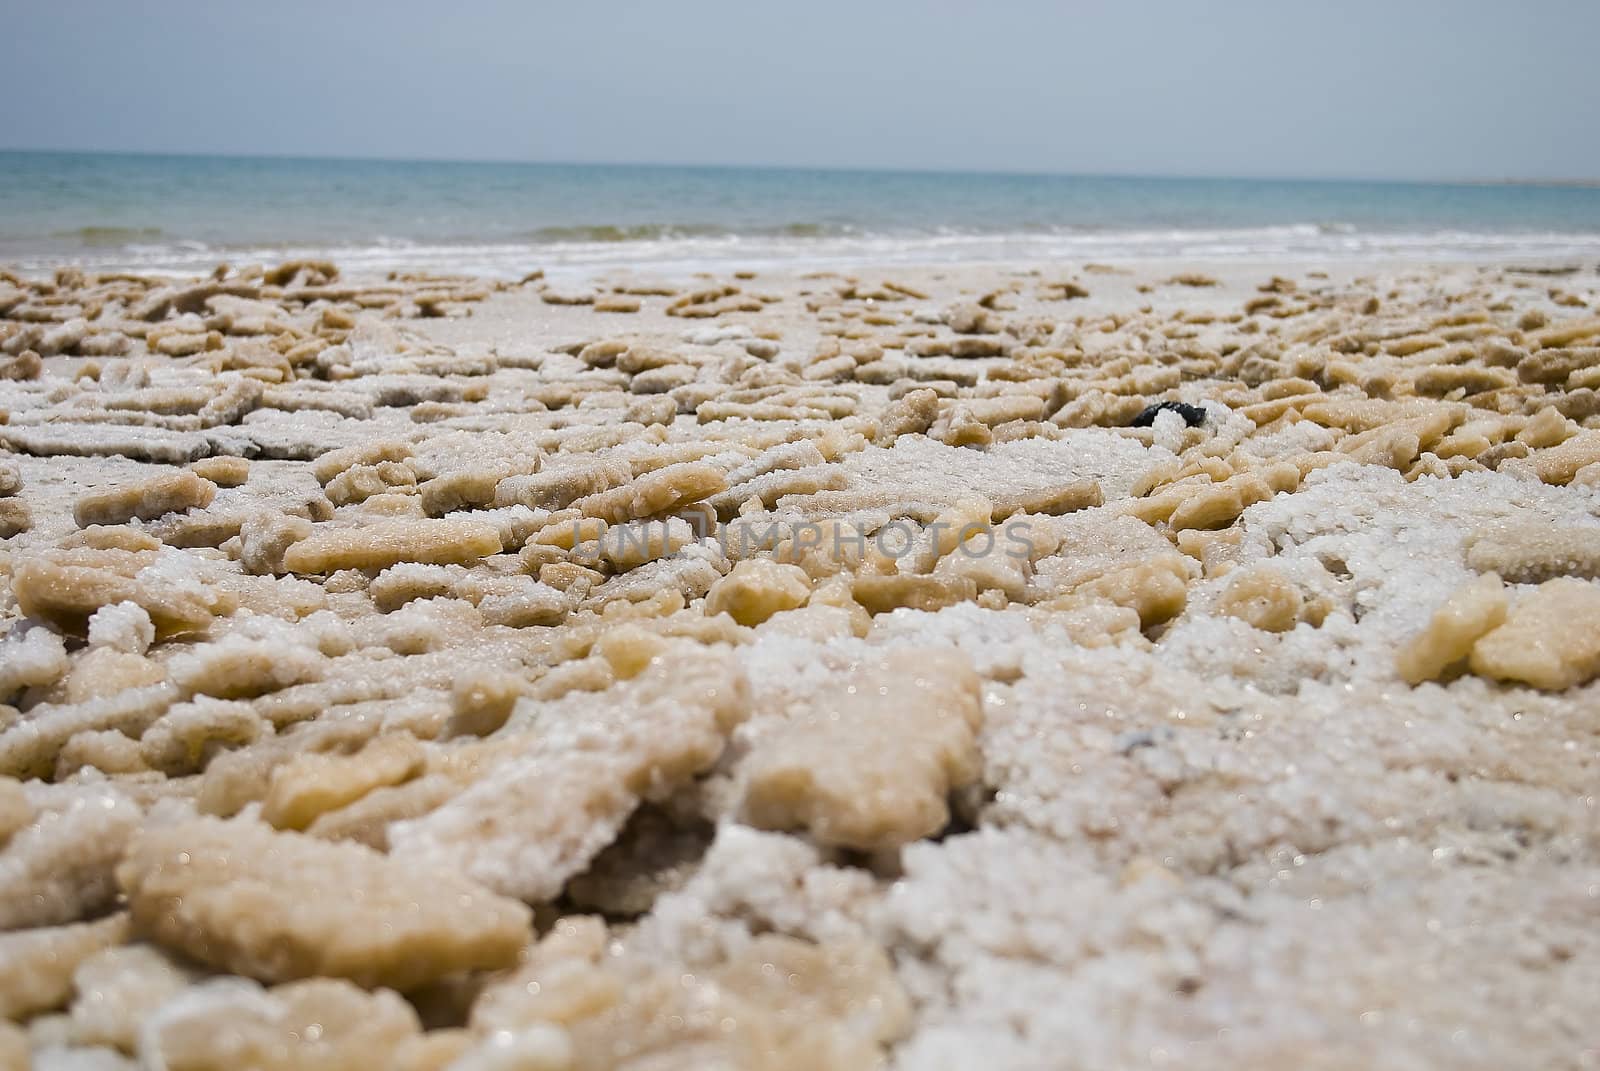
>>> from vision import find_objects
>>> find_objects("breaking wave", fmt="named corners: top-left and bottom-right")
top-left (8, 223), bottom-right (1600, 281)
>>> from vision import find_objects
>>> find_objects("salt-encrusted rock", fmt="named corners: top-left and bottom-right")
top-left (468, 915), bottom-right (909, 1070)
top-left (390, 649), bottom-right (749, 901)
top-left (468, 576), bottom-right (574, 628)
top-left (444, 1024), bottom-right (571, 1071)
top-left (55, 728), bottom-right (149, 779)
top-left (368, 562), bottom-right (468, 611)
top-left (0, 683), bottom-right (178, 780)
top-left (0, 423), bottom-right (215, 463)
top-left (0, 496), bottom-right (30, 538)
top-left (310, 439), bottom-right (414, 485)
top-left (58, 646), bottom-right (166, 703)
top-left (237, 510), bottom-right (313, 575)
top-left (85, 601), bottom-right (156, 655)
top-left (63, 525), bottom-right (164, 553)
top-left (0, 913), bottom-right (129, 1020)
top-left (73, 470), bottom-right (217, 527)
top-left (169, 636), bottom-right (325, 699)
top-left (261, 733), bottom-right (425, 831)
top-left (875, 386), bottom-right (941, 444)
top-left (1506, 429), bottom-right (1600, 485)
top-left (302, 740), bottom-right (517, 850)
top-left (706, 441), bottom-right (831, 516)
top-left (634, 823), bottom-right (880, 952)
top-left (1465, 522), bottom-right (1600, 583)
top-left (0, 344), bottom-right (43, 380)
top-left (12, 548), bottom-right (235, 638)
top-left (139, 977), bottom-right (421, 1071)
top-left (6, 256), bottom-right (1600, 1068)
top-left (625, 394), bottom-right (677, 426)
top-left (1214, 564), bottom-right (1305, 633)
top-left (597, 516), bottom-right (698, 571)
top-left (116, 816), bottom-right (532, 989)
top-left (582, 545), bottom-right (726, 610)
top-left (494, 460), bottom-right (632, 512)
top-left (712, 463), bottom-right (848, 520)
top-left (990, 477), bottom-right (1103, 519)
top-left (281, 518), bottom-right (502, 574)
top-left (851, 573), bottom-right (978, 615)
top-left (65, 943), bottom-right (194, 1053)
top-left (705, 558), bottom-right (813, 626)
top-left (325, 460), bottom-right (417, 505)
top-left (540, 287), bottom-right (596, 306)
top-left (594, 294), bottom-right (641, 313)
top-left (1397, 573), bottom-right (1509, 684)
top-left (0, 627), bottom-right (69, 701)
top-left (445, 669), bottom-right (525, 738)
top-left (1525, 314), bottom-right (1600, 348)
top-left (571, 461), bottom-right (728, 524)
top-left (0, 784), bottom-right (143, 930)
top-left (197, 374), bottom-right (264, 426)
top-left (138, 698), bottom-right (270, 776)
top-left (1469, 577), bottom-right (1600, 689)
top-left (0, 778), bottom-right (29, 844)
top-left (419, 459), bottom-right (538, 516)
top-left (741, 647), bottom-right (984, 851)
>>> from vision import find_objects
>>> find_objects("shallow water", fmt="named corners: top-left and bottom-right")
top-left (4, 151), bottom-right (1600, 277)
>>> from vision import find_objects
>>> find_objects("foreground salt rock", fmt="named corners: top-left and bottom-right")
top-left (0, 683), bottom-right (181, 780)
top-left (463, 915), bottom-right (910, 1071)
top-left (0, 913), bottom-right (129, 1021)
top-left (11, 548), bottom-right (235, 638)
top-left (389, 647), bottom-right (750, 901)
top-left (0, 783), bottom-right (143, 930)
top-left (1468, 577), bottom-right (1600, 689)
top-left (62, 941), bottom-right (194, 1054)
top-left (741, 648), bottom-right (984, 851)
top-left (116, 816), bottom-right (532, 989)
top-left (140, 977), bottom-right (422, 1071)
top-left (1395, 572), bottom-right (1509, 684)
top-left (0, 628), bottom-right (69, 700)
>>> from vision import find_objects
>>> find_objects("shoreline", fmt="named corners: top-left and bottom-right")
top-left (6, 235), bottom-right (1600, 284)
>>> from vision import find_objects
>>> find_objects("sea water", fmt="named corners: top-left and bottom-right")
top-left (4, 151), bottom-right (1599, 278)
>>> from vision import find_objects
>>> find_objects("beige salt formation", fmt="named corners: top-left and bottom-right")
top-left (117, 815), bottom-right (531, 989)
top-left (1, 257), bottom-right (1600, 1069)
top-left (741, 648), bottom-right (984, 851)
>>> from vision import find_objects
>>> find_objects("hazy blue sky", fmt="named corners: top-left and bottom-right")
top-left (2, 0), bottom-right (1596, 181)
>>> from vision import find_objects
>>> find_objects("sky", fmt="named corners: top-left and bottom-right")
top-left (1, 0), bottom-right (1596, 182)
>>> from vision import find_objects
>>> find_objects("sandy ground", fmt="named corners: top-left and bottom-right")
top-left (1, 255), bottom-right (1599, 1070)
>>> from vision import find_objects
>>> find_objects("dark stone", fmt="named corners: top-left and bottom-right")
top-left (1129, 401), bottom-right (1207, 428)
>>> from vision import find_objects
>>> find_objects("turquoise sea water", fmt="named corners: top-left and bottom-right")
top-left (3, 151), bottom-right (1600, 277)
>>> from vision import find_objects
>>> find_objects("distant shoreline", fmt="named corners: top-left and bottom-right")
top-left (0, 147), bottom-right (1595, 190)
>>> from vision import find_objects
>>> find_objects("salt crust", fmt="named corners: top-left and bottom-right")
top-left (2, 261), bottom-right (1600, 1068)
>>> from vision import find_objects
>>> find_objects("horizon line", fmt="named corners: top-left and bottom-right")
top-left (1, 146), bottom-right (1596, 191)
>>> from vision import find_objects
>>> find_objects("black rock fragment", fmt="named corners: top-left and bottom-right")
top-left (1129, 401), bottom-right (1207, 428)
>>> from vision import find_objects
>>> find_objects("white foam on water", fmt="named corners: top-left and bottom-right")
top-left (8, 225), bottom-right (1600, 280)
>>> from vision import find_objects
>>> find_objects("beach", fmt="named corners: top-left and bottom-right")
top-left (1, 247), bottom-right (1598, 1069)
